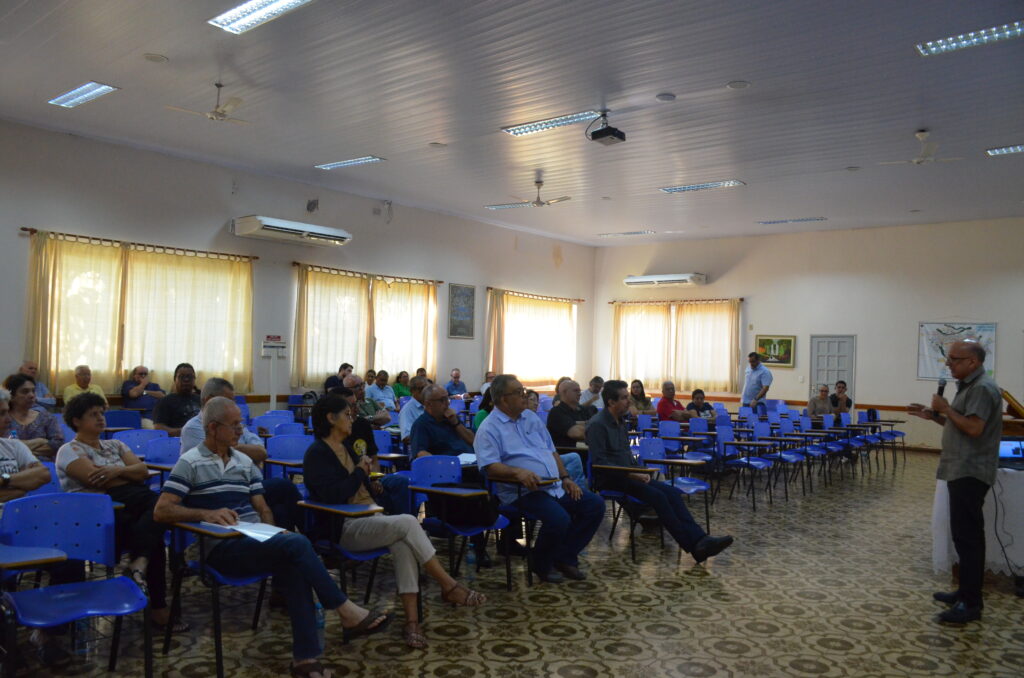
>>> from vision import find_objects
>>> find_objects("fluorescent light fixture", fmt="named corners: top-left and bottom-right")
top-left (485, 202), bottom-right (532, 210)
top-left (660, 180), bottom-right (745, 194)
top-left (502, 110), bottom-right (601, 137)
top-left (597, 230), bottom-right (656, 238)
top-left (756, 217), bottom-right (827, 225)
top-left (986, 144), bottom-right (1024, 156)
top-left (208, 0), bottom-right (315, 35)
top-left (916, 20), bottom-right (1022, 56)
top-left (47, 82), bottom-right (119, 108)
top-left (314, 156), bottom-right (385, 170)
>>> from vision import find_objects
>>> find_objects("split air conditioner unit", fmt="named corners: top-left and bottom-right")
top-left (230, 215), bottom-right (351, 247)
top-left (623, 273), bottom-right (707, 287)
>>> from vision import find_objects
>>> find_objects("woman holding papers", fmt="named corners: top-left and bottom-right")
top-left (56, 392), bottom-right (185, 632)
top-left (304, 394), bottom-right (486, 649)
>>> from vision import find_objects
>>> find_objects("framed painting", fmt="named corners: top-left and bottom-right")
top-left (755, 334), bottom-right (795, 368)
top-left (448, 284), bottom-right (475, 339)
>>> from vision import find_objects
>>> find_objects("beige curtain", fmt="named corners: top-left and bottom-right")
top-left (371, 277), bottom-right (437, 378)
top-left (123, 246), bottom-right (253, 391)
top-left (23, 232), bottom-right (124, 394)
top-left (484, 289), bottom-right (507, 375)
top-left (672, 299), bottom-right (740, 392)
top-left (609, 302), bottom-right (673, 390)
top-left (292, 265), bottom-right (371, 388)
top-left (490, 290), bottom-right (577, 386)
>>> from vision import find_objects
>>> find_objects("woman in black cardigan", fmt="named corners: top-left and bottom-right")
top-left (303, 394), bottom-right (485, 649)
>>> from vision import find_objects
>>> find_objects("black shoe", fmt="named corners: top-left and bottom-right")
top-left (933, 590), bottom-right (959, 606)
top-left (497, 541), bottom-right (529, 557)
top-left (474, 549), bottom-right (493, 569)
top-left (554, 563), bottom-right (586, 581)
top-left (937, 601), bottom-right (982, 624)
top-left (532, 569), bottom-right (564, 584)
top-left (691, 535), bottom-right (734, 563)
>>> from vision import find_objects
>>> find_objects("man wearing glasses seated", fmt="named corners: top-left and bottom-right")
top-left (475, 374), bottom-right (604, 583)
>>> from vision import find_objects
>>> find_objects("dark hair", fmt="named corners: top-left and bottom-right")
top-left (479, 388), bottom-right (494, 413)
top-left (525, 389), bottom-right (538, 401)
top-left (311, 393), bottom-right (350, 439)
top-left (748, 352), bottom-right (760, 360)
top-left (340, 363), bottom-right (353, 372)
top-left (630, 379), bottom-right (646, 398)
top-left (691, 389), bottom-right (705, 398)
top-left (835, 380), bottom-right (847, 388)
top-left (376, 370), bottom-right (389, 381)
top-left (64, 392), bottom-right (107, 431)
top-left (173, 363), bottom-right (195, 379)
top-left (489, 374), bottom-right (518, 401)
top-left (395, 371), bottom-right (409, 384)
top-left (3, 373), bottom-right (34, 394)
top-left (590, 376), bottom-right (605, 386)
top-left (409, 376), bottom-right (428, 392)
top-left (601, 379), bottom-right (628, 406)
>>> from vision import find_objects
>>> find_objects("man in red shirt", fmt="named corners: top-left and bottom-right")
top-left (656, 381), bottom-right (692, 422)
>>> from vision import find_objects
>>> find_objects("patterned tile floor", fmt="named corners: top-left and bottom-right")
top-left (14, 451), bottom-right (1024, 677)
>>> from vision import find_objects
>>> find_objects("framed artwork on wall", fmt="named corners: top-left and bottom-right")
top-left (755, 334), bottom-right (796, 368)
top-left (448, 283), bottom-right (475, 339)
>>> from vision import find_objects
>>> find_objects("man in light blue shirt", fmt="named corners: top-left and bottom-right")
top-left (742, 352), bottom-right (773, 412)
top-left (444, 368), bottom-right (468, 398)
top-left (19, 361), bottom-right (56, 410)
top-left (398, 376), bottom-right (428, 443)
top-left (475, 374), bottom-right (604, 584)
top-left (365, 370), bottom-right (398, 411)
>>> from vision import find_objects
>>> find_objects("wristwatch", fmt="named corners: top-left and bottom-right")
top-left (559, 475), bottom-right (570, 481)
top-left (1, 473), bottom-right (11, 488)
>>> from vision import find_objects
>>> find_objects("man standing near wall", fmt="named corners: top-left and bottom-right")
top-left (907, 340), bottom-right (1002, 624)
top-left (742, 352), bottom-right (773, 413)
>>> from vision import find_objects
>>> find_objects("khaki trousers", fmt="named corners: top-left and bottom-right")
top-left (338, 514), bottom-right (436, 593)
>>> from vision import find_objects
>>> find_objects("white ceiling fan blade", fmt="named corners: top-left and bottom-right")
top-left (484, 201), bottom-right (533, 210)
top-left (219, 97), bottom-right (243, 115)
top-left (877, 160), bottom-right (910, 165)
top-left (165, 105), bottom-right (207, 116)
top-left (544, 196), bottom-right (571, 205)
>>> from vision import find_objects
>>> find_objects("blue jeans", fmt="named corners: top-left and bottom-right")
top-left (207, 532), bottom-right (347, 661)
top-left (558, 453), bottom-right (587, 487)
top-left (601, 475), bottom-right (706, 551)
top-left (513, 489), bottom-right (604, 575)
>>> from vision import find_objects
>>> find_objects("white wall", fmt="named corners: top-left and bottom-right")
top-left (593, 219), bottom-right (1024, 447)
top-left (0, 119), bottom-right (595, 397)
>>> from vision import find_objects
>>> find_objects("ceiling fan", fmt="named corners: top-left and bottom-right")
top-left (878, 129), bottom-right (962, 166)
top-left (165, 82), bottom-right (249, 124)
top-left (485, 177), bottom-right (571, 210)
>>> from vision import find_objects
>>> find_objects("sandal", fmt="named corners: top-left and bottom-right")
top-left (127, 568), bottom-right (149, 597)
top-left (289, 660), bottom-right (333, 678)
top-left (403, 621), bottom-right (428, 649)
top-left (341, 608), bottom-right (392, 643)
top-left (151, 617), bottom-right (191, 634)
top-left (440, 582), bottom-right (486, 607)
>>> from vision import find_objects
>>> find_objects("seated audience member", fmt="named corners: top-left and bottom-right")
top-left (479, 371), bottom-right (496, 394)
top-left (831, 380), bottom-right (853, 414)
top-left (0, 388), bottom-right (51, 501)
top-left (586, 380), bottom-right (734, 563)
top-left (18, 360), bottom-right (56, 410)
top-left (304, 394), bottom-right (483, 648)
top-left (807, 385), bottom-right (833, 416)
top-left (445, 368), bottom-right (468, 398)
top-left (686, 389), bottom-right (715, 419)
top-left (473, 389), bottom-right (494, 430)
top-left (63, 365), bottom-right (107, 405)
top-left (410, 385), bottom-right (476, 459)
top-left (180, 378), bottom-right (302, 531)
top-left (57, 393), bottom-right (184, 632)
top-left (155, 397), bottom-right (391, 678)
top-left (153, 363), bottom-right (201, 437)
top-left (550, 376), bottom-right (572, 407)
top-left (399, 376), bottom-right (428, 443)
top-left (366, 370), bottom-right (398, 411)
top-left (525, 390), bottom-right (540, 412)
top-left (120, 365), bottom-right (165, 426)
top-left (323, 363), bottom-right (353, 393)
top-left (547, 380), bottom-right (596, 448)
top-left (656, 381), bottom-right (692, 422)
top-left (627, 380), bottom-right (657, 416)
top-left (579, 376), bottom-right (605, 409)
top-left (392, 371), bottom-right (411, 399)
top-left (343, 375), bottom-right (392, 427)
top-left (364, 369), bottom-right (377, 385)
top-left (415, 367), bottom-right (428, 379)
top-left (475, 375), bottom-right (604, 583)
top-left (3, 373), bottom-right (64, 460)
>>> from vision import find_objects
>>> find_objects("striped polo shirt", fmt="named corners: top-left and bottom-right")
top-left (162, 443), bottom-right (264, 523)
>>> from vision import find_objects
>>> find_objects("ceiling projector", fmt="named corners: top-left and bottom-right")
top-left (590, 124), bottom-right (626, 145)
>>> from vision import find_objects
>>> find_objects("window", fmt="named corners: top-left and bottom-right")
top-left (371, 277), bottom-right (437, 378)
top-left (485, 288), bottom-right (578, 385)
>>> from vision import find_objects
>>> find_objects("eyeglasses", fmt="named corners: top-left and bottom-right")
top-left (946, 356), bottom-right (971, 364)
top-left (502, 388), bottom-right (527, 399)
top-left (214, 420), bottom-right (245, 432)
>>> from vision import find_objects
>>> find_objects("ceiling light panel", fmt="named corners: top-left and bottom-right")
top-left (208, 0), bottom-right (316, 35)
top-left (502, 110), bottom-right (600, 136)
top-left (597, 230), bottom-right (656, 237)
top-left (916, 20), bottom-right (1023, 56)
top-left (660, 180), bottom-right (745, 194)
top-left (756, 217), bottom-right (827, 225)
top-left (47, 82), bottom-right (119, 108)
top-left (986, 144), bottom-right (1024, 156)
top-left (314, 156), bottom-right (384, 170)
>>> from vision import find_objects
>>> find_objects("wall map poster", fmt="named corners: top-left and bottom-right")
top-left (917, 322), bottom-right (996, 380)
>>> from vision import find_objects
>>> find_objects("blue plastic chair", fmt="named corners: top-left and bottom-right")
top-left (681, 418), bottom-right (716, 463)
top-left (112, 429), bottom-right (168, 457)
top-left (273, 422), bottom-right (305, 436)
top-left (25, 461), bottom-right (63, 496)
top-left (750, 421), bottom-right (805, 501)
top-left (266, 434), bottom-right (314, 480)
top-left (264, 409), bottom-right (292, 417)
top-left (720, 426), bottom-right (774, 511)
top-left (636, 414), bottom-right (654, 437)
top-left (144, 437), bottom-right (183, 487)
top-left (657, 420), bottom-right (683, 454)
top-left (535, 410), bottom-right (549, 425)
top-left (585, 453), bottom-right (656, 563)
top-left (637, 437), bottom-right (711, 532)
top-left (398, 396), bottom-right (412, 409)
top-left (0, 494), bottom-right (151, 676)
top-left (104, 410), bottom-right (142, 429)
top-left (250, 413), bottom-right (293, 434)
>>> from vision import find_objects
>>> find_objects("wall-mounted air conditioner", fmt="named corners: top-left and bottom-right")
top-left (230, 215), bottom-right (351, 247)
top-left (623, 273), bottom-right (707, 287)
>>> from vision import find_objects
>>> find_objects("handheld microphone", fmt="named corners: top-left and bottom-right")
top-left (937, 378), bottom-right (947, 397)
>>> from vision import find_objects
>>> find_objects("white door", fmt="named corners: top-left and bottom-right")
top-left (809, 335), bottom-right (856, 398)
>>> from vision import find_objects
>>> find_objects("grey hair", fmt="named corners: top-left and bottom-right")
top-left (409, 375), bottom-right (428, 392)
top-left (422, 384), bottom-right (448, 401)
top-left (74, 364), bottom-right (90, 375)
top-left (201, 396), bottom-right (237, 432)
top-left (960, 340), bottom-right (986, 363)
top-left (201, 377), bottom-right (234, 403)
top-left (0, 388), bottom-right (10, 403)
top-left (490, 374), bottom-right (519, 401)
top-left (661, 380), bottom-right (675, 391)
top-left (818, 384), bottom-right (829, 391)
top-left (342, 374), bottom-right (362, 388)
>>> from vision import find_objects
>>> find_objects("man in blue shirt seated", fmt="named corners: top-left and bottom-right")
top-left (445, 368), bottom-right (468, 398)
top-left (155, 397), bottom-right (391, 677)
top-left (398, 376), bottom-right (428, 444)
top-left (365, 370), bottom-right (398, 412)
top-left (475, 374), bottom-right (604, 584)
top-left (120, 364), bottom-right (166, 425)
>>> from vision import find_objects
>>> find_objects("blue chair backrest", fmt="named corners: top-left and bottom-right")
top-left (265, 409), bottom-right (292, 417)
top-left (389, 411), bottom-right (400, 426)
top-left (266, 434), bottom-right (314, 461)
top-left (104, 410), bottom-right (142, 429)
top-left (651, 397), bottom-right (661, 409)
top-left (287, 394), bottom-right (304, 406)
top-left (112, 428), bottom-right (169, 456)
top-left (399, 396), bottom-right (412, 409)
top-left (373, 429), bottom-right (392, 455)
top-left (59, 421), bottom-right (77, 445)
top-left (274, 422), bottom-right (305, 436)
top-left (840, 412), bottom-right (851, 426)
top-left (753, 421), bottom-right (771, 439)
top-left (689, 417), bottom-right (708, 434)
top-left (658, 420), bottom-right (681, 451)
top-left (236, 401), bottom-right (251, 424)
top-left (716, 426), bottom-right (734, 455)
top-left (857, 411), bottom-right (869, 424)
top-left (715, 413), bottom-right (732, 429)
top-left (448, 397), bottom-right (465, 411)
top-left (0, 494), bottom-right (116, 565)
top-left (637, 414), bottom-right (653, 431)
top-left (867, 408), bottom-right (880, 422)
top-left (777, 401), bottom-right (790, 413)
top-left (234, 395), bottom-right (247, 404)
top-left (411, 455), bottom-right (461, 486)
top-left (742, 410), bottom-right (758, 424)
top-left (146, 437), bottom-right (182, 466)
top-left (539, 396), bottom-right (553, 412)
top-left (469, 400), bottom-right (480, 414)
top-left (767, 411), bottom-right (781, 424)
top-left (765, 399), bottom-right (780, 412)
top-left (822, 414), bottom-right (835, 429)
top-left (713, 402), bottom-right (727, 412)
top-left (779, 418), bottom-right (795, 435)
top-left (738, 406), bottom-right (753, 418)
top-left (799, 415), bottom-right (813, 431)
top-left (638, 437), bottom-right (666, 461)
top-left (25, 461), bottom-right (63, 496)
top-left (251, 413), bottom-right (293, 433)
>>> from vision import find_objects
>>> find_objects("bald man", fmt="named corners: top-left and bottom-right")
top-left (546, 380), bottom-right (597, 449)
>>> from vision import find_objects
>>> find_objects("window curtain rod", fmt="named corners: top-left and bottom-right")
top-left (609, 297), bottom-right (743, 305)
top-left (19, 227), bottom-right (258, 261)
top-left (487, 287), bottom-right (584, 304)
top-left (292, 261), bottom-right (442, 285)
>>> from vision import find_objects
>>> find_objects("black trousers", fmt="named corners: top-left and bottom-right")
top-left (947, 476), bottom-right (990, 607)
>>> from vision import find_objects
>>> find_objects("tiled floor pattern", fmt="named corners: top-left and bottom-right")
top-left (13, 451), bottom-right (1024, 677)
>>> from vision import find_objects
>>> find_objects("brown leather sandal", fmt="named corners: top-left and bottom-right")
top-left (440, 582), bottom-right (486, 607)
top-left (403, 621), bottom-right (428, 649)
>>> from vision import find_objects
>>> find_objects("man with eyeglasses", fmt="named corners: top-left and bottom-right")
top-left (908, 340), bottom-right (1002, 624)
top-left (475, 374), bottom-right (604, 583)
top-left (153, 363), bottom-right (201, 437)
top-left (120, 365), bottom-right (166, 427)
top-left (807, 384), bottom-right (833, 416)
top-left (343, 375), bottom-right (392, 427)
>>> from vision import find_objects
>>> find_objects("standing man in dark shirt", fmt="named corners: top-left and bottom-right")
top-left (908, 340), bottom-right (1002, 624)
top-left (120, 365), bottom-right (165, 425)
top-left (547, 380), bottom-right (596, 448)
top-left (153, 363), bottom-right (201, 437)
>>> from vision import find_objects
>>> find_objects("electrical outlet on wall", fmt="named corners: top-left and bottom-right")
top-left (798, 375), bottom-right (805, 383)
top-left (748, 323), bottom-right (753, 331)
